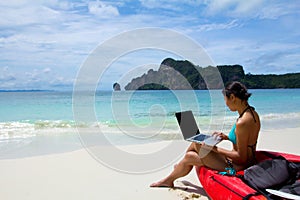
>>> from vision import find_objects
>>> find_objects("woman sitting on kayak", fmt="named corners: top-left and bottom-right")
top-left (151, 81), bottom-right (261, 188)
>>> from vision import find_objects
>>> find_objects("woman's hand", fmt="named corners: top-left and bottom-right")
top-left (201, 132), bottom-right (228, 151)
top-left (212, 131), bottom-right (228, 141)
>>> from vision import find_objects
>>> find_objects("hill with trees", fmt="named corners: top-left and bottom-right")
top-left (124, 58), bottom-right (300, 90)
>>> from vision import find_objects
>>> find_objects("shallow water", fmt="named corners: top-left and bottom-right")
top-left (0, 89), bottom-right (299, 158)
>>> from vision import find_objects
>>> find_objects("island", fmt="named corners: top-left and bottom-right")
top-left (124, 58), bottom-right (300, 90)
top-left (113, 82), bottom-right (121, 91)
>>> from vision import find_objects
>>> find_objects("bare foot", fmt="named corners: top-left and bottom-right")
top-left (150, 179), bottom-right (174, 188)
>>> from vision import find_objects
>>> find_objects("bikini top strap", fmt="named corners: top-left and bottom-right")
top-left (239, 105), bottom-right (256, 123)
top-left (248, 141), bottom-right (257, 148)
top-left (248, 106), bottom-right (257, 123)
top-left (248, 141), bottom-right (258, 164)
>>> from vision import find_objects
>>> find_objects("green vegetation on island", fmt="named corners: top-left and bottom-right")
top-left (124, 58), bottom-right (300, 90)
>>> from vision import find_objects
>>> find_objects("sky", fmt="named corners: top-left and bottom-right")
top-left (0, 0), bottom-right (300, 90)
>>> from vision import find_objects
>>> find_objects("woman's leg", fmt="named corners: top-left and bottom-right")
top-left (150, 143), bottom-right (229, 187)
top-left (150, 145), bottom-right (203, 187)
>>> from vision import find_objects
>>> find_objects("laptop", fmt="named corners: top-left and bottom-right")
top-left (175, 110), bottom-right (221, 146)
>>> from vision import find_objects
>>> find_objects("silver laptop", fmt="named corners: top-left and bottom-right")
top-left (175, 110), bottom-right (221, 146)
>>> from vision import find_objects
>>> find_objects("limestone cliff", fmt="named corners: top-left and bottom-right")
top-left (124, 58), bottom-right (235, 90)
top-left (124, 58), bottom-right (300, 90)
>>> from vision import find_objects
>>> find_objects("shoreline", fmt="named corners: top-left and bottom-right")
top-left (0, 127), bottom-right (299, 199)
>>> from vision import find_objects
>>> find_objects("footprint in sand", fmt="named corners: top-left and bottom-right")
top-left (179, 192), bottom-right (201, 200)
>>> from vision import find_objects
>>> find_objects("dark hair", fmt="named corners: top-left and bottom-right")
top-left (222, 81), bottom-right (252, 101)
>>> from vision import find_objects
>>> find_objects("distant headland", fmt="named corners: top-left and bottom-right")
top-left (125, 58), bottom-right (300, 90)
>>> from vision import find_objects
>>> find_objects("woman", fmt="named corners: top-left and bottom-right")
top-left (150, 81), bottom-right (260, 188)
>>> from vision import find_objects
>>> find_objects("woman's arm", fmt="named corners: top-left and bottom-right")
top-left (212, 131), bottom-right (229, 140)
top-left (210, 120), bottom-right (250, 165)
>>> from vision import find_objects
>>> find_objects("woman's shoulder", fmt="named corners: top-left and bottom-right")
top-left (237, 111), bottom-right (260, 132)
top-left (237, 111), bottom-right (259, 126)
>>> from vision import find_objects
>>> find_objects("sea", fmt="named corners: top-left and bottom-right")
top-left (0, 89), bottom-right (300, 159)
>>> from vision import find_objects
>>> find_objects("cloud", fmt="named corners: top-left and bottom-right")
top-left (249, 51), bottom-right (300, 74)
top-left (88, 1), bottom-right (119, 18)
top-left (203, 0), bottom-right (300, 20)
top-left (0, 73), bottom-right (16, 82)
top-left (196, 19), bottom-right (240, 32)
top-left (205, 0), bottom-right (263, 14)
top-left (258, 2), bottom-right (300, 19)
top-left (0, 2), bottom-right (63, 28)
top-left (0, 0), bottom-right (32, 7)
top-left (49, 76), bottom-right (74, 89)
top-left (205, 37), bottom-right (300, 74)
top-left (139, 0), bottom-right (201, 10)
top-left (0, 64), bottom-right (72, 90)
top-left (20, 68), bottom-right (73, 90)
top-left (43, 68), bottom-right (51, 74)
top-left (254, 52), bottom-right (287, 66)
top-left (0, 66), bottom-right (16, 88)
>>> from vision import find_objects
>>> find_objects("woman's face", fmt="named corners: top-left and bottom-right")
top-left (224, 94), bottom-right (236, 111)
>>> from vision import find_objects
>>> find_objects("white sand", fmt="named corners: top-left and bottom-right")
top-left (0, 127), bottom-right (299, 200)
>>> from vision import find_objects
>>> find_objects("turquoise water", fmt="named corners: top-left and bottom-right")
top-left (0, 89), bottom-right (300, 153)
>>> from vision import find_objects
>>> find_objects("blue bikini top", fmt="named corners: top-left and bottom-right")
top-left (228, 123), bottom-right (237, 144)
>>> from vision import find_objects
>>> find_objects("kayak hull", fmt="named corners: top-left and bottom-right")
top-left (196, 151), bottom-right (300, 200)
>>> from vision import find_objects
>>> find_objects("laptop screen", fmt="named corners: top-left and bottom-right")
top-left (175, 110), bottom-right (200, 139)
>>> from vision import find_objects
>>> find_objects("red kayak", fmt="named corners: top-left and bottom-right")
top-left (196, 151), bottom-right (300, 200)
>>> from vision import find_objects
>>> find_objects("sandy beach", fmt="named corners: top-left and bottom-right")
top-left (0, 127), bottom-right (299, 200)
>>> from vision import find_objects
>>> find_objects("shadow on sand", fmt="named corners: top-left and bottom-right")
top-left (172, 180), bottom-right (210, 199)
